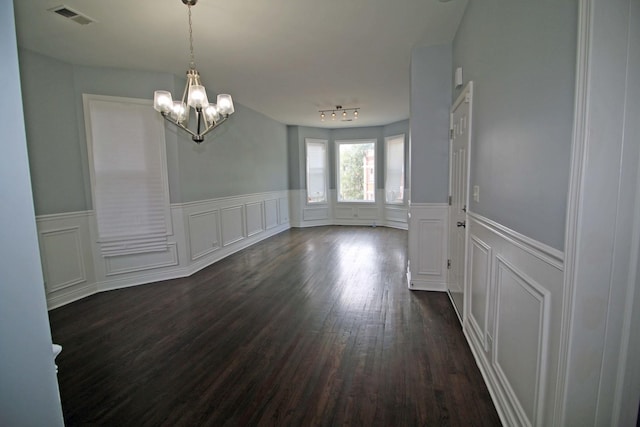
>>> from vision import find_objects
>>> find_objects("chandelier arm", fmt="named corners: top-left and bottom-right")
top-left (160, 113), bottom-right (198, 138)
top-left (198, 116), bottom-right (229, 138)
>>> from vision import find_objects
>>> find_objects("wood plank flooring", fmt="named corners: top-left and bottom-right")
top-left (49, 226), bottom-right (501, 426)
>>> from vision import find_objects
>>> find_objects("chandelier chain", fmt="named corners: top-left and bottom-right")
top-left (187, 5), bottom-right (196, 69)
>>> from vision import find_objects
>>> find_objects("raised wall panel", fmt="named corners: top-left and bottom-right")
top-left (468, 236), bottom-right (492, 351)
top-left (105, 243), bottom-right (178, 276)
top-left (407, 204), bottom-right (448, 291)
top-left (493, 256), bottom-right (550, 426)
top-left (264, 199), bottom-right (278, 229)
top-left (303, 207), bottom-right (330, 221)
top-left (40, 227), bottom-right (86, 292)
top-left (221, 205), bottom-right (245, 246)
top-left (245, 202), bottom-right (264, 237)
top-left (357, 206), bottom-right (378, 220)
top-left (278, 197), bottom-right (289, 224)
top-left (188, 210), bottom-right (220, 261)
top-left (384, 206), bottom-right (408, 223)
top-left (417, 219), bottom-right (444, 275)
top-left (335, 206), bottom-right (354, 219)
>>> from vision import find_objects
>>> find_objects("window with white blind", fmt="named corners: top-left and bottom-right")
top-left (83, 94), bottom-right (172, 257)
top-left (385, 134), bottom-right (405, 204)
top-left (306, 138), bottom-right (328, 204)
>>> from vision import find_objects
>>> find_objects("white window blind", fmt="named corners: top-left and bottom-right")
top-left (385, 134), bottom-right (405, 204)
top-left (306, 139), bottom-right (328, 203)
top-left (84, 95), bottom-right (171, 257)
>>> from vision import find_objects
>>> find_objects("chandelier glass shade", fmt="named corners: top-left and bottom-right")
top-left (153, 0), bottom-right (234, 143)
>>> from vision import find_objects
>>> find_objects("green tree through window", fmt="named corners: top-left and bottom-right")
top-left (338, 141), bottom-right (375, 202)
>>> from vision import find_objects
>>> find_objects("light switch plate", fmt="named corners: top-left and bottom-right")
top-left (473, 185), bottom-right (480, 202)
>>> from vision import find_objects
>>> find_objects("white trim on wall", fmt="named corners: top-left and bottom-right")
top-left (290, 189), bottom-right (409, 230)
top-left (407, 203), bottom-right (448, 291)
top-left (38, 191), bottom-right (290, 309)
top-left (463, 211), bottom-right (564, 427)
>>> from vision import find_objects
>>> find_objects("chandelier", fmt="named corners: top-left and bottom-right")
top-left (319, 105), bottom-right (360, 122)
top-left (153, 0), bottom-right (234, 143)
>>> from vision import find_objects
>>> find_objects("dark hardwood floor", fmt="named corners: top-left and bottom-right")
top-left (49, 226), bottom-right (501, 426)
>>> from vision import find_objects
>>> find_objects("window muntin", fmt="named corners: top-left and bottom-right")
top-left (336, 139), bottom-right (376, 203)
top-left (305, 138), bottom-right (328, 204)
top-left (385, 134), bottom-right (405, 204)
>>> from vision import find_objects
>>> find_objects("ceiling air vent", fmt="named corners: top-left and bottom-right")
top-left (49, 5), bottom-right (95, 25)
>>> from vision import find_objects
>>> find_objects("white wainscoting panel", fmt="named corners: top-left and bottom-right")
top-left (40, 227), bottom-right (86, 292)
top-left (37, 211), bottom-right (97, 309)
top-left (245, 202), bottom-right (264, 237)
top-left (303, 206), bottom-right (330, 221)
top-left (384, 205), bottom-right (409, 225)
top-left (407, 203), bottom-right (448, 291)
top-left (464, 211), bottom-right (563, 427)
top-left (468, 235), bottom-right (492, 352)
top-left (290, 189), bottom-right (407, 229)
top-left (188, 210), bottom-right (221, 261)
top-left (105, 243), bottom-right (179, 276)
top-left (221, 205), bottom-right (245, 246)
top-left (278, 197), bottom-right (290, 224)
top-left (493, 256), bottom-right (550, 426)
top-left (37, 191), bottom-right (290, 309)
top-left (264, 199), bottom-right (279, 230)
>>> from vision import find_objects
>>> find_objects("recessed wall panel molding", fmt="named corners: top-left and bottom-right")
top-left (104, 242), bottom-right (179, 276)
top-left (303, 206), bottom-right (330, 221)
top-left (407, 203), bottom-right (448, 291)
top-left (334, 206), bottom-right (355, 219)
top-left (221, 205), bottom-right (245, 246)
top-left (467, 235), bottom-right (492, 352)
top-left (356, 206), bottom-right (378, 220)
top-left (463, 212), bottom-right (564, 427)
top-left (493, 256), bottom-right (550, 427)
top-left (264, 199), bottom-right (279, 229)
top-left (38, 191), bottom-right (290, 309)
top-left (384, 206), bottom-right (408, 223)
top-left (245, 202), bottom-right (264, 237)
top-left (278, 197), bottom-right (289, 224)
top-left (39, 227), bottom-right (86, 292)
top-left (36, 211), bottom-right (97, 308)
top-left (187, 209), bottom-right (220, 261)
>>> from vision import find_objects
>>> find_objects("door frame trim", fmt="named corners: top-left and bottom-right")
top-left (448, 80), bottom-right (474, 324)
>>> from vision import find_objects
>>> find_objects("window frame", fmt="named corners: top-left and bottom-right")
top-left (83, 94), bottom-right (172, 256)
top-left (305, 138), bottom-right (329, 205)
top-left (384, 134), bottom-right (406, 205)
top-left (335, 138), bottom-right (377, 204)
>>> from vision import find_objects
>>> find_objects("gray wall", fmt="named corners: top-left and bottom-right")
top-left (410, 44), bottom-right (452, 204)
top-left (452, 1), bottom-right (578, 250)
top-left (19, 49), bottom-right (289, 212)
top-left (0, 2), bottom-right (64, 424)
top-left (287, 120), bottom-right (410, 194)
top-left (176, 103), bottom-right (288, 201)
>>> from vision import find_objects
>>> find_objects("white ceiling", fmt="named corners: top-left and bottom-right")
top-left (14, 0), bottom-right (467, 128)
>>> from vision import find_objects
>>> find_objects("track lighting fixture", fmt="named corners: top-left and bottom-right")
top-left (318, 105), bottom-right (360, 122)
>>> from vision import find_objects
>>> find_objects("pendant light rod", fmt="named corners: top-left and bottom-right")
top-left (153, 0), bottom-right (235, 144)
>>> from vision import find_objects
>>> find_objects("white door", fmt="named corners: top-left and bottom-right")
top-left (448, 82), bottom-right (473, 323)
